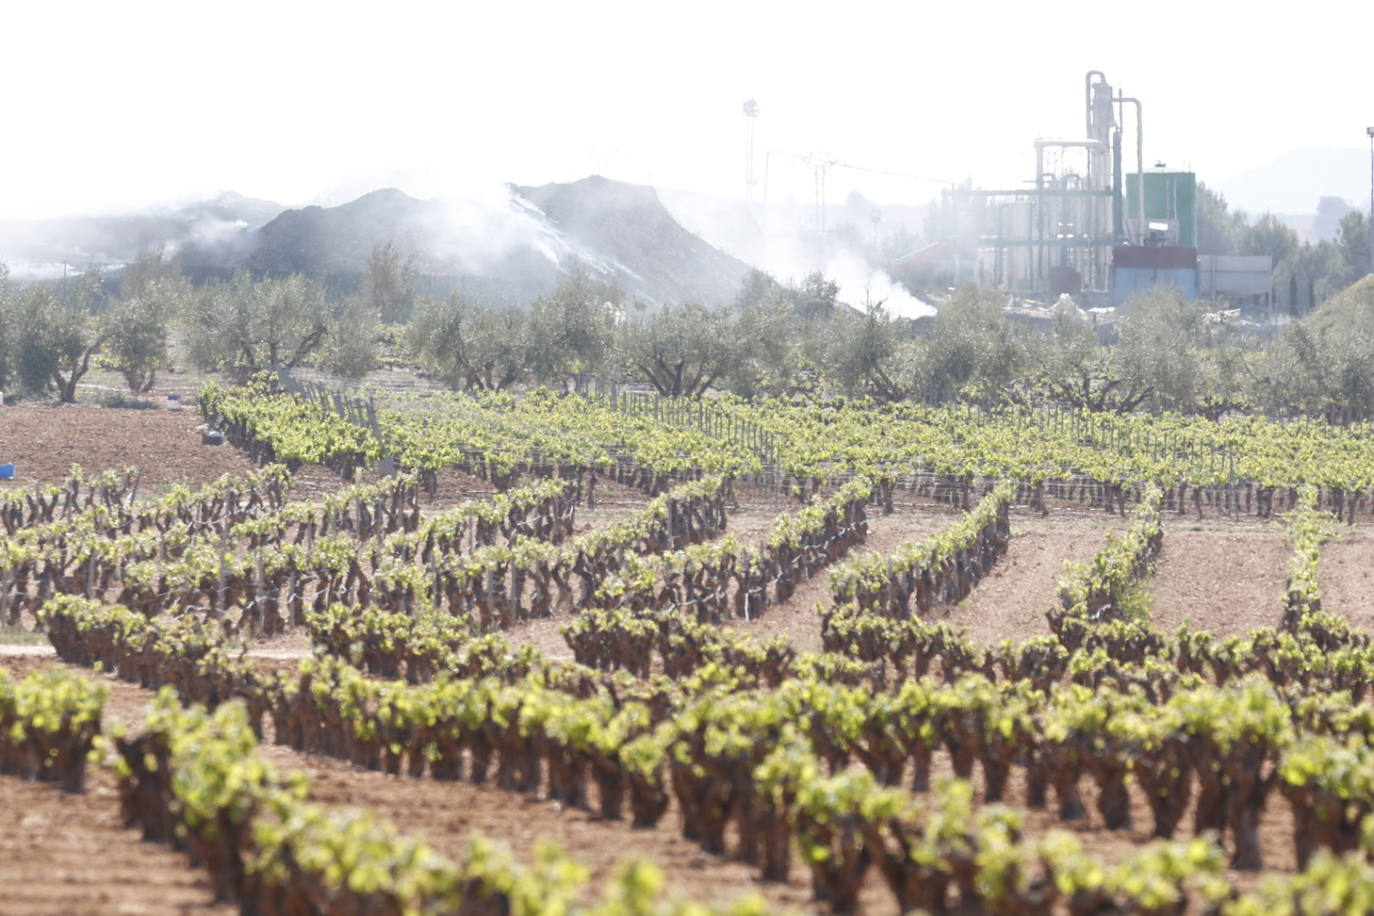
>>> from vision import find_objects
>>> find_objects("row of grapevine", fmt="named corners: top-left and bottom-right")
top-left (828, 480), bottom-right (1013, 616)
top-left (592, 478), bottom-right (872, 622)
top-left (0, 667), bottom-right (106, 792)
top-left (0, 465), bottom-right (142, 532)
top-left (1048, 484), bottom-right (1164, 644)
top-left (672, 395), bottom-right (1374, 522)
top-left (200, 376), bottom-right (384, 475)
top-left (43, 540), bottom-right (1374, 909)
top-left (117, 690), bottom-right (755, 916)
top-left (0, 465), bottom-right (295, 626)
top-left (559, 480), bottom-right (874, 680)
top-left (205, 379), bottom-right (1374, 519)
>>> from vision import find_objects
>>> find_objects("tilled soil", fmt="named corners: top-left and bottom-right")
top-left (1316, 525), bottom-right (1374, 630)
top-left (0, 659), bottom-right (230, 916)
top-left (0, 772), bottom-right (234, 916)
top-left (0, 404), bottom-right (253, 492)
top-left (938, 514), bottom-right (1126, 645)
top-left (502, 617), bottom-right (578, 661)
top-left (1146, 522), bottom-right (1291, 636)
top-left (571, 479), bottom-right (656, 535)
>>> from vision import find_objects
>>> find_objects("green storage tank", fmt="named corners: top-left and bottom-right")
top-left (1124, 169), bottom-right (1197, 248)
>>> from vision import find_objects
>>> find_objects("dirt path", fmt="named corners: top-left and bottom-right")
top-left (1146, 522), bottom-right (1290, 636)
top-left (725, 501), bottom-right (965, 654)
top-left (1316, 525), bottom-right (1374, 630)
top-left (938, 514), bottom-right (1123, 645)
top-left (0, 773), bottom-right (234, 916)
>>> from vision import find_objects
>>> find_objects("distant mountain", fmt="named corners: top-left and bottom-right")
top-left (187, 177), bottom-right (751, 307)
top-left (244, 188), bottom-right (444, 276)
top-left (0, 192), bottom-right (283, 279)
top-left (517, 177), bottom-right (750, 306)
top-left (1216, 147), bottom-right (1369, 215)
top-left (169, 191), bottom-right (284, 229)
top-left (1, 178), bottom-right (752, 306)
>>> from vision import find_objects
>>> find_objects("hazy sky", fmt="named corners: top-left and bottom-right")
top-left (3, 0), bottom-right (1371, 218)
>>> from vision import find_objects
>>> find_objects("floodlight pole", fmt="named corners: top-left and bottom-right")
top-left (743, 99), bottom-right (760, 204)
top-left (1367, 127), bottom-right (1374, 278)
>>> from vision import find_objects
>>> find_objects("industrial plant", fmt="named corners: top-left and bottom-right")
top-left (902, 71), bottom-right (1274, 312)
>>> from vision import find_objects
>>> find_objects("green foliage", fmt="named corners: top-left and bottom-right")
top-left (1115, 290), bottom-right (1206, 413)
top-left (921, 286), bottom-right (1026, 404)
top-left (525, 264), bottom-right (619, 389)
top-left (103, 263), bottom-right (189, 393)
top-left (1196, 182), bottom-right (1248, 256)
top-left (824, 299), bottom-right (916, 402)
top-left (11, 270), bottom-right (108, 402)
top-left (616, 302), bottom-right (734, 398)
top-left (363, 242), bottom-right (417, 324)
top-left (1244, 213), bottom-right (1301, 269)
top-left (0, 667), bottom-right (107, 791)
top-left (404, 294), bottom-right (529, 391)
top-left (316, 294), bottom-right (381, 379)
top-left (725, 292), bottom-right (822, 398)
top-left (183, 271), bottom-right (335, 374)
top-left (1336, 211), bottom-right (1372, 287)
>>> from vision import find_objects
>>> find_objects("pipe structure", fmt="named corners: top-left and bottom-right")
top-left (1034, 140), bottom-right (1107, 286)
top-left (1035, 146), bottom-right (1044, 286)
top-left (1034, 139), bottom-right (1108, 150)
top-left (1085, 71), bottom-right (1106, 138)
top-left (1116, 96), bottom-right (1145, 245)
top-left (1112, 128), bottom-right (1124, 242)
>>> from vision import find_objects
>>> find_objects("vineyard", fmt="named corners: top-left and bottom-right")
top-left (6, 380), bottom-right (1374, 914)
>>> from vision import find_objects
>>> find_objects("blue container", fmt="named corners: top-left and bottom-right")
top-left (0, 464), bottom-right (14, 479)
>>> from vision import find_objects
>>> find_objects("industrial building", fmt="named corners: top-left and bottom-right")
top-left (941, 71), bottom-right (1271, 310)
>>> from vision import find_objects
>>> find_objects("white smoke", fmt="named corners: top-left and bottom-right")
top-left (658, 188), bottom-right (936, 318)
top-left (3, 260), bottom-right (72, 281)
top-left (159, 216), bottom-right (252, 259)
top-left (772, 243), bottom-right (935, 320)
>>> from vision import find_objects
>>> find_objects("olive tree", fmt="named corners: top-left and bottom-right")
top-left (13, 269), bottom-right (108, 403)
top-left (405, 295), bottom-right (529, 391)
top-left (1031, 308), bottom-right (1144, 412)
top-left (526, 266), bottom-right (619, 390)
top-left (184, 272), bottom-right (332, 375)
top-left (316, 295), bottom-right (382, 379)
top-left (918, 287), bottom-right (1026, 405)
top-left (104, 272), bottom-right (189, 393)
top-left (716, 293), bottom-right (820, 398)
top-left (824, 300), bottom-right (916, 402)
top-left (1113, 289), bottom-right (1204, 413)
top-left (617, 302), bottom-right (735, 397)
top-left (363, 242), bottom-right (418, 324)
